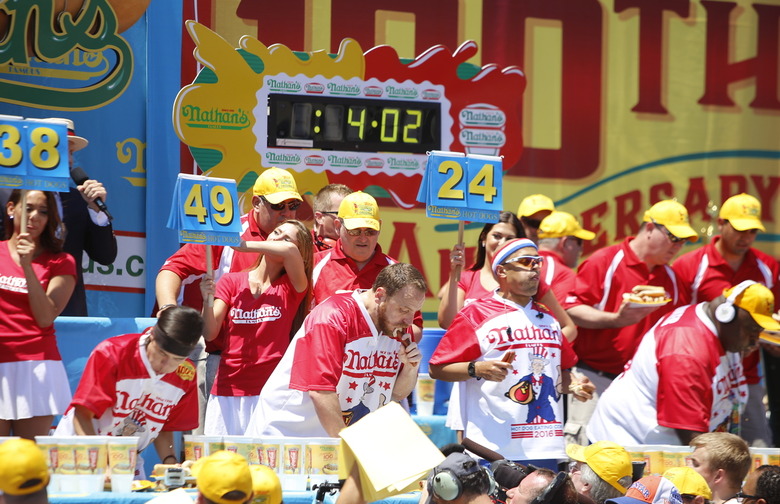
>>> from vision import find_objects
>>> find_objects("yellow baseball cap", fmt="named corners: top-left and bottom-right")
top-left (567, 441), bottom-right (632, 493)
top-left (643, 200), bottom-right (699, 242)
top-left (193, 451), bottom-right (253, 504)
top-left (0, 438), bottom-right (50, 496)
top-left (517, 194), bottom-right (555, 218)
top-left (538, 211), bottom-right (596, 240)
top-left (250, 465), bottom-right (282, 504)
top-left (663, 467), bottom-right (712, 499)
top-left (252, 167), bottom-right (302, 204)
top-left (724, 282), bottom-right (780, 332)
top-left (338, 191), bottom-right (380, 231)
top-left (719, 193), bottom-right (765, 232)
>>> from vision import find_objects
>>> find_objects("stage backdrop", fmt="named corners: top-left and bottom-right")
top-left (1, 0), bottom-right (778, 321)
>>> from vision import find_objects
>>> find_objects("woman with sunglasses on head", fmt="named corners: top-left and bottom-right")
top-left (437, 211), bottom-right (576, 342)
top-left (199, 220), bottom-right (313, 435)
top-left (0, 190), bottom-right (76, 439)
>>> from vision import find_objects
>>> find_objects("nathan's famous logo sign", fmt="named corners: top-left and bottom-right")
top-left (0, 0), bottom-right (150, 110)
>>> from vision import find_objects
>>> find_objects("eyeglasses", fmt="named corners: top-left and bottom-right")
top-left (262, 196), bottom-right (302, 212)
top-left (321, 211), bottom-right (339, 215)
top-left (651, 219), bottom-right (686, 243)
top-left (734, 491), bottom-right (760, 503)
top-left (503, 255), bottom-right (544, 269)
top-left (345, 227), bottom-right (379, 237)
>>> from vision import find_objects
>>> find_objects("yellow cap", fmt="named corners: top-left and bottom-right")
top-left (517, 194), bottom-right (555, 218)
top-left (193, 451), bottom-right (253, 504)
top-left (538, 211), bottom-right (596, 240)
top-left (338, 191), bottom-right (380, 231)
top-left (566, 441), bottom-right (632, 493)
top-left (0, 438), bottom-right (50, 496)
top-left (250, 465), bottom-right (282, 504)
top-left (724, 282), bottom-right (780, 332)
top-left (252, 167), bottom-right (302, 204)
top-left (643, 200), bottom-right (698, 242)
top-left (719, 193), bottom-right (765, 232)
top-left (663, 467), bottom-right (712, 499)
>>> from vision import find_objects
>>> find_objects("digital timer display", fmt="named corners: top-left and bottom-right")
top-left (267, 93), bottom-right (441, 154)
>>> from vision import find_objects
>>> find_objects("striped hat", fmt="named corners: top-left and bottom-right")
top-left (491, 238), bottom-right (537, 275)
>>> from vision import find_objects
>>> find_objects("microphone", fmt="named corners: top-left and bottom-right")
top-left (70, 167), bottom-right (113, 221)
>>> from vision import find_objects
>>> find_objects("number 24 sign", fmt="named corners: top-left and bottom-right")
top-left (166, 174), bottom-right (242, 246)
top-left (416, 151), bottom-right (503, 223)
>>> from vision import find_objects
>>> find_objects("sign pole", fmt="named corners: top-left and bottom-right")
top-left (205, 246), bottom-right (214, 308)
top-left (19, 189), bottom-right (27, 233)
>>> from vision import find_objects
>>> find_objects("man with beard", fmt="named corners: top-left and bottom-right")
top-left (245, 263), bottom-right (426, 437)
top-left (430, 239), bottom-right (593, 470)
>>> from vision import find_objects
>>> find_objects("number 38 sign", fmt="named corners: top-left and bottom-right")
top-left (0, 116), bottom-right (69, 191)
top-left (167, 174), bottom-right (242, 245)
top-left (416, 151), bottom-right (503, 223)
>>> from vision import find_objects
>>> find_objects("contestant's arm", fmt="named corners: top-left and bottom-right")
top-left (154, 431), bottom-right (178, 464)
top-left (155, 269), bottom-right (184, 310)
top-left (429, 360), bottom-right (511, 382)
top-left (540, 290), bottom-right (577, 342)
top-left (308, 390), bottom-right (345, 437)
top-left (72, 405), bottom-right (97, 436)
top-left (674, 428), bottom-right (702, 445)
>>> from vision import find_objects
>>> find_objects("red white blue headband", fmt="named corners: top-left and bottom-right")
top-left (491, 238), bottom-right (538, 275)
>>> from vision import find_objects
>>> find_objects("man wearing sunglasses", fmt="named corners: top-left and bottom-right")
top-left (563, 200), bottom-right (698, 445)
top-left (537, 211), bottom-right (596, 304)
top-left (430, 239), bottom-right (592, 470)
top-left (673, 193), bottom-right (780, 447)
top-left (311, 183), bottom-right (353, 251)
top-left (741, 464), bottom-right (780, 504)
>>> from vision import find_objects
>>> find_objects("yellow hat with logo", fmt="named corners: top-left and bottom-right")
top-left (723, 282), bottom-right (780, 332)
top-left (253, 167), bottom-right (302, 204)
top-left (566, 441), bottom-right (632, 493)
top-left (517, 194), bottom-right (555, 218)
top-left (663, 467), bottom-right (712, 499)
top-left (719, 193), bottom-right (765, 232)
top-left (643, 200), bottom-right (698, 242)
top-left (193, 451), bottom-right (253, 504)
top-left (338, 191), bottom-right (380, 231)
top-left (538, 211), bottom-right (595, 240)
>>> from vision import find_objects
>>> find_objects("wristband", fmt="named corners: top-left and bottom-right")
top-left (467, 361), bottom-right (477, 378)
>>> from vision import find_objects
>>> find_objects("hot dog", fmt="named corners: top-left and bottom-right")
top-left (622, 285), bottom-right (668, 304)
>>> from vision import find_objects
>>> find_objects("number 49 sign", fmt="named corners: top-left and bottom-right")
top-left (416, 151), bottom-right (503, 223)
top-left (167, 174), bottom-right (242, 245)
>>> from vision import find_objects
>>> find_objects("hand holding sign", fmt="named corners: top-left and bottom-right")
top-left (167, 174), bottom-right (243, 307)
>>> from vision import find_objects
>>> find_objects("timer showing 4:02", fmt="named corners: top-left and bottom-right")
top-left (267, 93), bottom-right (441, 154)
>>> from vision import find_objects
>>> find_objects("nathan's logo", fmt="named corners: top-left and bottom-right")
top-left (363, 86), bottom-right (383, 97)
top-left (387, 157), bottom-right (420, 170)
top-left (305, 82), bottom-right (325, 93)
top-left (365, 158), bottom-right (384, 169)
top-left (460, 128), bottom-right (506, 148)
top-left (305, 155), bottom-right (325, 166)
top-left (267, 79), bottom-right (302, 93)
top-left (266, 152), bottom-right (301, 165)
top-left (422, 89), bottom-right (441, 100)
top-left (327, 82), bottom-right (360, 96)
top-left (180, 105), bottom-right (250, 130)
top-left (386, 85), bottom-right (418, 100)
top-left (459, 105), bottom-right (506, 128)
top-left (327, 154), bottom-right (361, 168)
top-left (0, 0), bottom-right (135, 110)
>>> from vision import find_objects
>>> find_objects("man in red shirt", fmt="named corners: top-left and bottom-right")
top-left (517, 194), bottom-right (555, 244)
top-left (563, 199), bottom-right (698, 444)
top-left (673, 193), bottom-right (780, 446)
top-left (537, 211), bottom-right (595, 305)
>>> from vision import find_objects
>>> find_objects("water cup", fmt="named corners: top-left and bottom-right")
top-left (260, 437), bottom-right (282, 473)
top-left (223, 436), bottom-right (253, 462)
top-left (415, 373), bottom-right (435, 416)
top-left (201, 435), bottom-right (224, 456)
top-left (34, 436), bottom-right (60, 493)
top-left (306, 437), bottom-right (340, 487)
top-left (75, 436), bottom-right (109, 493)
top-left (107, 437), bottom-right (138, 493)
top-left (282, 437), bottom-right (306, 490)
top-left (184, 434), bottom-right (205, 462)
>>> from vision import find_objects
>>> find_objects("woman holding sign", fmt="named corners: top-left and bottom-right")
top-left (0, 189), bottom-right (76, 439)
top-left (199, 220), bottom-right (313, 435)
